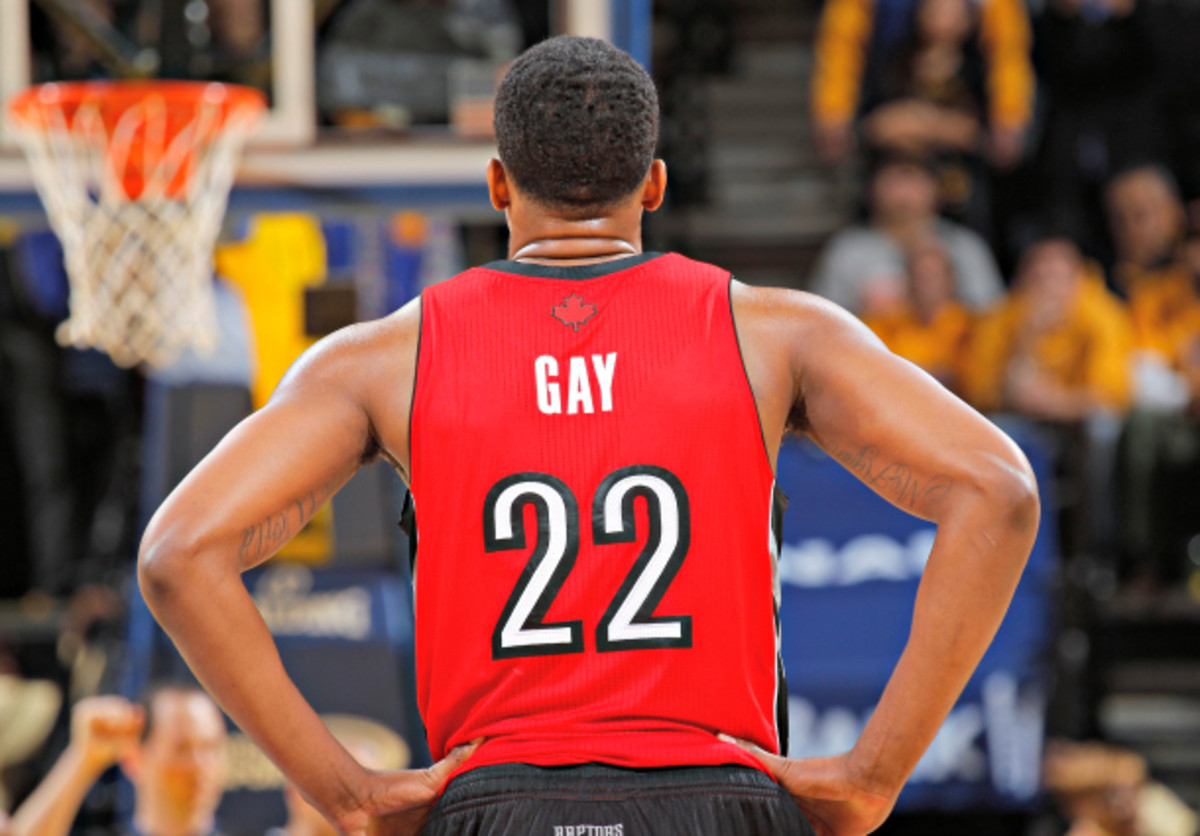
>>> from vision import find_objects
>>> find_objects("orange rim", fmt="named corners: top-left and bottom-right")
top-left (9, 80), bottom-right (266, 129)
top-left (8, 81), bottom-right (266, 200)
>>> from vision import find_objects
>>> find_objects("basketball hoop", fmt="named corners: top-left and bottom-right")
top-left (8, 81), bottom-right (266, 368)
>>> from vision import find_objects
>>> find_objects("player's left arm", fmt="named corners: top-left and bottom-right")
top-left (138, 305), bottom-right (474, 834)
top-left (729, 287), bottom-right (1039, 836)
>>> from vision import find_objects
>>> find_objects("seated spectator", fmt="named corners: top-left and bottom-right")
top-left (1163, 1), bottom-right (1200, 209)
top-left (859, 0), bottom-right (990, 225)
top-left (861, 236), bottom-right (973, 392)
top-left (1105, 165), bottom-right (1197, 407)
top-left (1037, 0), bottom-right (1173, 260)
top-left (1182, 223), bottom-right (1200, 420)
top-left (861, 0), bottom-right (984, 159)
top-left (810, 0), bottom-right (1033, 168)
top-left (1118, 214), bottom-right (1200, 586)
top-left (11, 687), bottom-right (226, 836)
top-left (808, 151), bottom-right (1005, 313)
top-left (961, 237), bottom-right (1134, 420)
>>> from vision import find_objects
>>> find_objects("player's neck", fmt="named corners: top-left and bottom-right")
top-left (510, 236), bottom-right (642, 265)
top-left (506, 202), bottom-right (645, 265)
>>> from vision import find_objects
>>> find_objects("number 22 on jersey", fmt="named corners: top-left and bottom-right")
top-left (484, 465), bottom-right (693, 659)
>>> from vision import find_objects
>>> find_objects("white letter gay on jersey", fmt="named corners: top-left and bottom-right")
top-left (535, 353), bottom-right (617, 415)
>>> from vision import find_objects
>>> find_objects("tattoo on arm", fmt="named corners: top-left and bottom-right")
top-left (237, 479), bottom-right (341, 565)
top-left (831, 444), bottom-right (954, 514)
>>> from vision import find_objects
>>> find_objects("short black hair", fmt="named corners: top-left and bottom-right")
top-left (1105, 162), bottom-right (1183, 204)
top-left (1018, 234), bottom-right (1082, 271)
top-left (494, 36), bottom-right (659, 217)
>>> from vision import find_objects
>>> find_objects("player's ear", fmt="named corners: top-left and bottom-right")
top-left (641, 159), bottom-right (667, 212)
top-left (487, 158), bottom-right (511, 211)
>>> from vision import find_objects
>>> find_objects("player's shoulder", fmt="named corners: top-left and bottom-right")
top-left (730, 281), bottom-right (885, 383)
top-left (277, 297), bottom-right (420, 397)
top-left (731, 280), bottom-right (864, 336)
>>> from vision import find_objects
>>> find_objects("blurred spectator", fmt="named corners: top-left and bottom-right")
top-left (1105, 166), bottom-right (1196, 408)
top-left (1036, 0), bottom-right (1171, 260)
top-left (1162, 1), bottom-right (1200, 208)
top-left (861, 236), bottom-right (972, 393)
top-left (961, 237), bottom-right (1133, 419)
top-left (1043, 740), bottom-right (1199, 836)
top-left (861, 0), bottom-right (984, 158)
top-left (1182, 226), bottom-right (1200, 419)
top-left (11, 696), bottom-right (143, 836)
top-left (1044, 740), bottom-right (1146, 836)
top-left (858, 0), bottom-right (990, 227)
top-left (11, 688), bottom-right (225, 836)
top-left (1117, 208), bottom-right (1200, 587)
top-left (810, 0), bottom-right (1033, 168)
top-left (809, 151), bottom-right (1004, 312)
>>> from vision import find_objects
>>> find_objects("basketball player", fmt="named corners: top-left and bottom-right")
top-left (138, 36), bottom-right (1039, 836)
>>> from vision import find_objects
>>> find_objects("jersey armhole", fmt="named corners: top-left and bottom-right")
top-left (727, 275), bottom-right (776, 478)
top-left (407, 293), bottom-right (425, 488)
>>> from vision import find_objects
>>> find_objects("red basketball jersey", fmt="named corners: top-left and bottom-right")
top-left (409, 252), bottom-right (785, 777)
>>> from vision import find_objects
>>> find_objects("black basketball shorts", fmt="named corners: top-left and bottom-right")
top-left (424, 763), bottom-right (816, 836)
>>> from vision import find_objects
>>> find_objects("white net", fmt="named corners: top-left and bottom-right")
top-left (9, 83), bottom-right (262, 368)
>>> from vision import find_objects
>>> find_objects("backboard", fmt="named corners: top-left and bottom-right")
top-left (0, 0), bottom-right (313, 150)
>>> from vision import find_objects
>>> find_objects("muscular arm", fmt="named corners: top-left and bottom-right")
top-left (732, 286), bottom-right (1038, 831)
top-left (138, 305), bottom-right (423, 826)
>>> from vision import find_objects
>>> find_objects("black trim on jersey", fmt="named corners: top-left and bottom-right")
top-left (776, 651), bottom-right (790, 757)
top-left (481, 251), bottom-right (665, 280)
top-left (484, 472), bottom-right (585, 659)
top-left (727, 275), bottom-right (774, 474)
top-left (399, 490), bottom-right (418, 575)
top-left (772, 483), bottom-right (788, 557)
top-left (771, 482), bottom-right (790, 756)
top-left (592, 465), bottom-right (693, 652)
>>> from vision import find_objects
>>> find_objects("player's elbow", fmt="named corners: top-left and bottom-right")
top-left (137, 521), bottom-right (204, 613)
top-left (972, 450), bottom-right (1040, 540)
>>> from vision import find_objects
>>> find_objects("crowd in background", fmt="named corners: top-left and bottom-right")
top-left (809, 0), bottom-right (1200, 593)
top-left (0, 684), bottom-right (382, 836)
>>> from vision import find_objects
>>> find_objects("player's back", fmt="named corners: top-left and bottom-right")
top-left (409, 252), bottom-right (784, 776)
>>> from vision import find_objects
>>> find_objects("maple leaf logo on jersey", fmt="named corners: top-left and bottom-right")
top-left (552, 294), bottom-right (597, 331)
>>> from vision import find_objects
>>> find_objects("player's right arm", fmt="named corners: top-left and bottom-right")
top-left (138, 301), bottom-right (475, 835)
top-left (730, 286), bottom-right (1039, 836)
